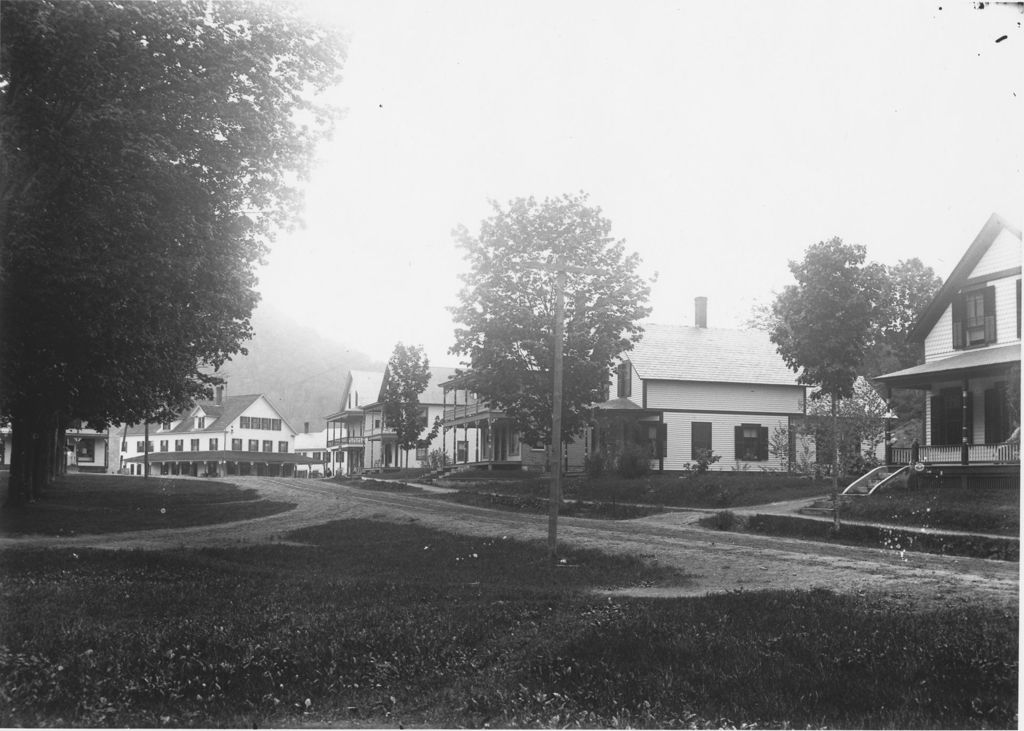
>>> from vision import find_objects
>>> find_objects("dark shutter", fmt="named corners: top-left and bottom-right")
top-left (984, 388), bottom-right (1003, 443)
top-left (657, 423), bottom-right (668, 459)
top-left (734, 426), bottom-right (744, 459)
top-left (757, 426), bottom-right (769, 461)
top-left (951, 293), bottom-right (965, 349)
top-left (983, 286), bottom-right (997, 344)
top-left (930, 395), bottom-right (943, 445)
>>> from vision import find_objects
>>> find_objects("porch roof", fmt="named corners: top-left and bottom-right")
top-left (123, 451), bottom-right (318, 464)
top-left (874, 343), bottom-right (1020, 389)
top-left (593, 397), bottom-right (661, 415)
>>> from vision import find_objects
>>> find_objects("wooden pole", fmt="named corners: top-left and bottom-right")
top-left (549, 266), bottom-right (566, 561)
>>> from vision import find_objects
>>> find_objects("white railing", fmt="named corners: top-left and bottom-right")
top-left (891, 443), bottom-right (1019, 465)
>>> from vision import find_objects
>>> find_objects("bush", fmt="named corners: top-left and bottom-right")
top-left (709, 509), bottom-right (744, 531)
top-left (683, 448), bottom-right (721, 474)
top-left (616, 443), bottom-right (650, 478)
top-left (427, 448), bottom-right (449, 470)
top-left (584, 453), bottom-right (606, 478)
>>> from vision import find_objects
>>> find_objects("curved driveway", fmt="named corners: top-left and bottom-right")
top-left (1, 476), bottom-right (1017, 610)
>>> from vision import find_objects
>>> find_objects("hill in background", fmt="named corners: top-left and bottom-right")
top-left (216, 304), bottom-right (384, 433)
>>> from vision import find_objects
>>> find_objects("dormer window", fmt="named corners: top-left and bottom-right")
top-left (952, 286), bottom-right (995, 349)
top-left (196, 417), bottom-right (206, 429)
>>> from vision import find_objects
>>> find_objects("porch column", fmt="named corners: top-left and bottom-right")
top-left (961, 377), bottom-right (970, 466)
top-left (884, 386), bottom-right (893, 466)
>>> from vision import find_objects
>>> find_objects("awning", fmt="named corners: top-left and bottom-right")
top-left (874, 343), bottom-right (1020, 389)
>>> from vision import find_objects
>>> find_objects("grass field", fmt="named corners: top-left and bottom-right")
top-left (0, 519), bottom-right (1016, 728)
top-left (840, 486), bottom-right (1019, 536)
top-left (439, 469), bottom-right (843, 508)
top-left (0, 473), bottom-right (294, 536)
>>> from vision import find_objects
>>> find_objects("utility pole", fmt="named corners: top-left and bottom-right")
top-left (523, 258), bottom-right (603, 562)
top-left (144, 420), bottom-right (150, 479)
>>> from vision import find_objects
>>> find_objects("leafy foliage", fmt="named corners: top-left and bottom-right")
top-left (449, 194), bottom-right (651, 448)
top-left (0, 0), bottom-right (345, 503)
top-left (380, 343), bottom-right (432, 464)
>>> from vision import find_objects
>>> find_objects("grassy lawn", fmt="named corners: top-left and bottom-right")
top-left (700, 487), bottom-right (1021, 561)
top-left (440, 469), bottom-right (841, 508)
top-left (0, 519), bottom-right (1016, 728)
top-left (0, 474), bottom-right (294, 536)
top-left (840, 486), bottom-right (1019, 536)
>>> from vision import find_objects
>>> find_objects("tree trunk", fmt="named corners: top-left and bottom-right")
top-left (831, 393), bottom-right (841, 532)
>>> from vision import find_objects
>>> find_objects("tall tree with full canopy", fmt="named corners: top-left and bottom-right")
top-left (0, 0), bottom-right (345, 506)
top-left (770, 237), bottom-right (883, 530)
top-left (380, 343), bottom-right (432, 468)
top-left (449, 193), bottom-right (651, 452)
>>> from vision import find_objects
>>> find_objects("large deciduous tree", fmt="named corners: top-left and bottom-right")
top-left (380, 343), bottom-right (432, 468)
top-left (0, 0), bottom-right (345, 505)
top-left (770, 237), bottom-right (883, 530)
top-left (449, 194), bottom-right (651, 451)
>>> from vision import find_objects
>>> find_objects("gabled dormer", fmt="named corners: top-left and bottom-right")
top-left (912, 213), bottom-right (1022, 362)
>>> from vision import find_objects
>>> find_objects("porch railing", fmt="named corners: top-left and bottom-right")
top-left (444, 402), bottom-right (503, 422)
top-left (328, 436), bottom-right (365, 448)
top-left (891, 443), bottom-right (1019, 465)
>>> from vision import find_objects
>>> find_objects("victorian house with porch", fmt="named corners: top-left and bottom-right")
top-left (875, 213), bottom-right (1021, 487)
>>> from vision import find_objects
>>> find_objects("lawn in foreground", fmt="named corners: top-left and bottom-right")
top-left (0, 474), bottom-right (294, 536)
top-left (840, 485), bottom-right (1019, 536)
top-left (0, 519), bottom-right (1016, 729)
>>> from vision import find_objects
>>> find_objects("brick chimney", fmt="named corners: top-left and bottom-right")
top-left (215, 384), bottom-right (225, 405)
top-left (304, 422), bottom-right (309, 434)
top-left (695, 296), bottom-right (708, 328)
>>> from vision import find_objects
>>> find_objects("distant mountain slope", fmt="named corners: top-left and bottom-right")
top-left (215, 305), bottom-right (384, 433)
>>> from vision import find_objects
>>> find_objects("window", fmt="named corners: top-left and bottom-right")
top-left (262, 418), bottom-right (272, 430)
top-left (239, 416), bottom-right (250, 429)
top-left (248, 439), bottom-right (259, 452)
top-left (457, 441), bottom-right (469, 463)
top-left (159, 440), bottom-right (168, 453)
top-left (190, 439), bottom-right (200, 451)
top-left (374, 419), bottom-right (381, 429)
top-left (734, 424), bottom-right (768, 461)
top-left (209, 438), bottom-right (219, 451)
top-left (196, 417), bottom-right (205, 429)
top-left (174, 439), bottom-right (183, 452)
top-left (416, 446), bottom-right (428, 461)
top-left (616, 361), bottom-right (632, 398)
top-left (984, 384), bottom-right (1013, 443)
top-left (952, 286), bottom-right (996, 349)
top-left (272, 419), bottom-right (282, 431)
top-left (278, 441), bottom-right (288, 453)
top-left (76, 440), bottom-right (95, 461)
top-left (231, 438), bottom-right (242, 451)
top-left (691, 422), bottom-right (712, 459)
top-left (136, 440), bottom-right (152, 453)
top-left (931, 388), bottom-right (972, 446)
top-left (263, 440), bottom-right (273, 453)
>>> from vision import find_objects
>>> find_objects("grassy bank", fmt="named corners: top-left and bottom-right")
top-left (839, 486), bottom-right (1019, 536)
top-left (439, 469), bottom-right (841, 509)
top-left (0, 519), bottom-right (1016, 728)
top-left (0, 474), bottom-right (294, 536)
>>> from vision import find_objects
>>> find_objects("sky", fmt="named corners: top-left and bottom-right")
top-left (256, 0), bottom-right (1023, 368)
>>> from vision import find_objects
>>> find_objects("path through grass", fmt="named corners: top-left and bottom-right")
top-left (0, 518), bottom-right (1016, 728)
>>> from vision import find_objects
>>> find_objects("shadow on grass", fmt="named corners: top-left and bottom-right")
top-left (0, 519), bottom-right (1015, 729)
top-left (0, 473), bottom-right (294, 536)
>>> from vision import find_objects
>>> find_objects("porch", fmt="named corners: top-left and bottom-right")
top-left (891, 443), bottom-right (1019, 466)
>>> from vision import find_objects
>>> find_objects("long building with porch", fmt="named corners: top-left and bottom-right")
top-left (120, 389), bottom-right (317, 477)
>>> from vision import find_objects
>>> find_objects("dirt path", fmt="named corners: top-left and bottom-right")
top-left (1, 476), bottom-right (1017, 611)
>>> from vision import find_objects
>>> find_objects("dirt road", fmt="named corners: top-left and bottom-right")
top-left (1, 476), bottom-right (1017, 610)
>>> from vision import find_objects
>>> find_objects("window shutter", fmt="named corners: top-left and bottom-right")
top-left (951, 294), bottom-right (965, 349)
top-left (734, 426), bottom-right (744, 459)
top-left (757, 426), bottom-right (769, 461)
top-left (657, 423), bottom-right (668, 459)
top-left (983, 286), bottom-right (997, 344)
top-left (965, 391), bottom-right (974, 444)
top-left (984, 388), bottom-right (1001, 443)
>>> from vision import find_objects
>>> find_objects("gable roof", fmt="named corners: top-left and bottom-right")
top-left (909, 212), bottom-right (1022, 342)
top-left (326, 370), bottom-right (385, 418)
top-left (627, 323), bottom-right (799, 387)
top-left (123, 393), bottom-right (283, 436)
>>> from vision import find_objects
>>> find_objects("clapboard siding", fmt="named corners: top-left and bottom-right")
top-left (971, 228), bottom-right (1020, 278)
top-left (646, 380), bottom-right (804, 414)
top-left (660, 411), bottom-right (790, 471)
top-left (924, 273), bottom-right (1021, 361)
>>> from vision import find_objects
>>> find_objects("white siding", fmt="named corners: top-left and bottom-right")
top-left (661, 411), bottom-right (790, 471)
top-left (924, 374), bottom-right (1009, 445)
top-left (972, 228), bottom-right (1020, 278)
top-left (645, 380), bottom-right (804, 414)
top-left (924, 273), bottom-right (1021, 361)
